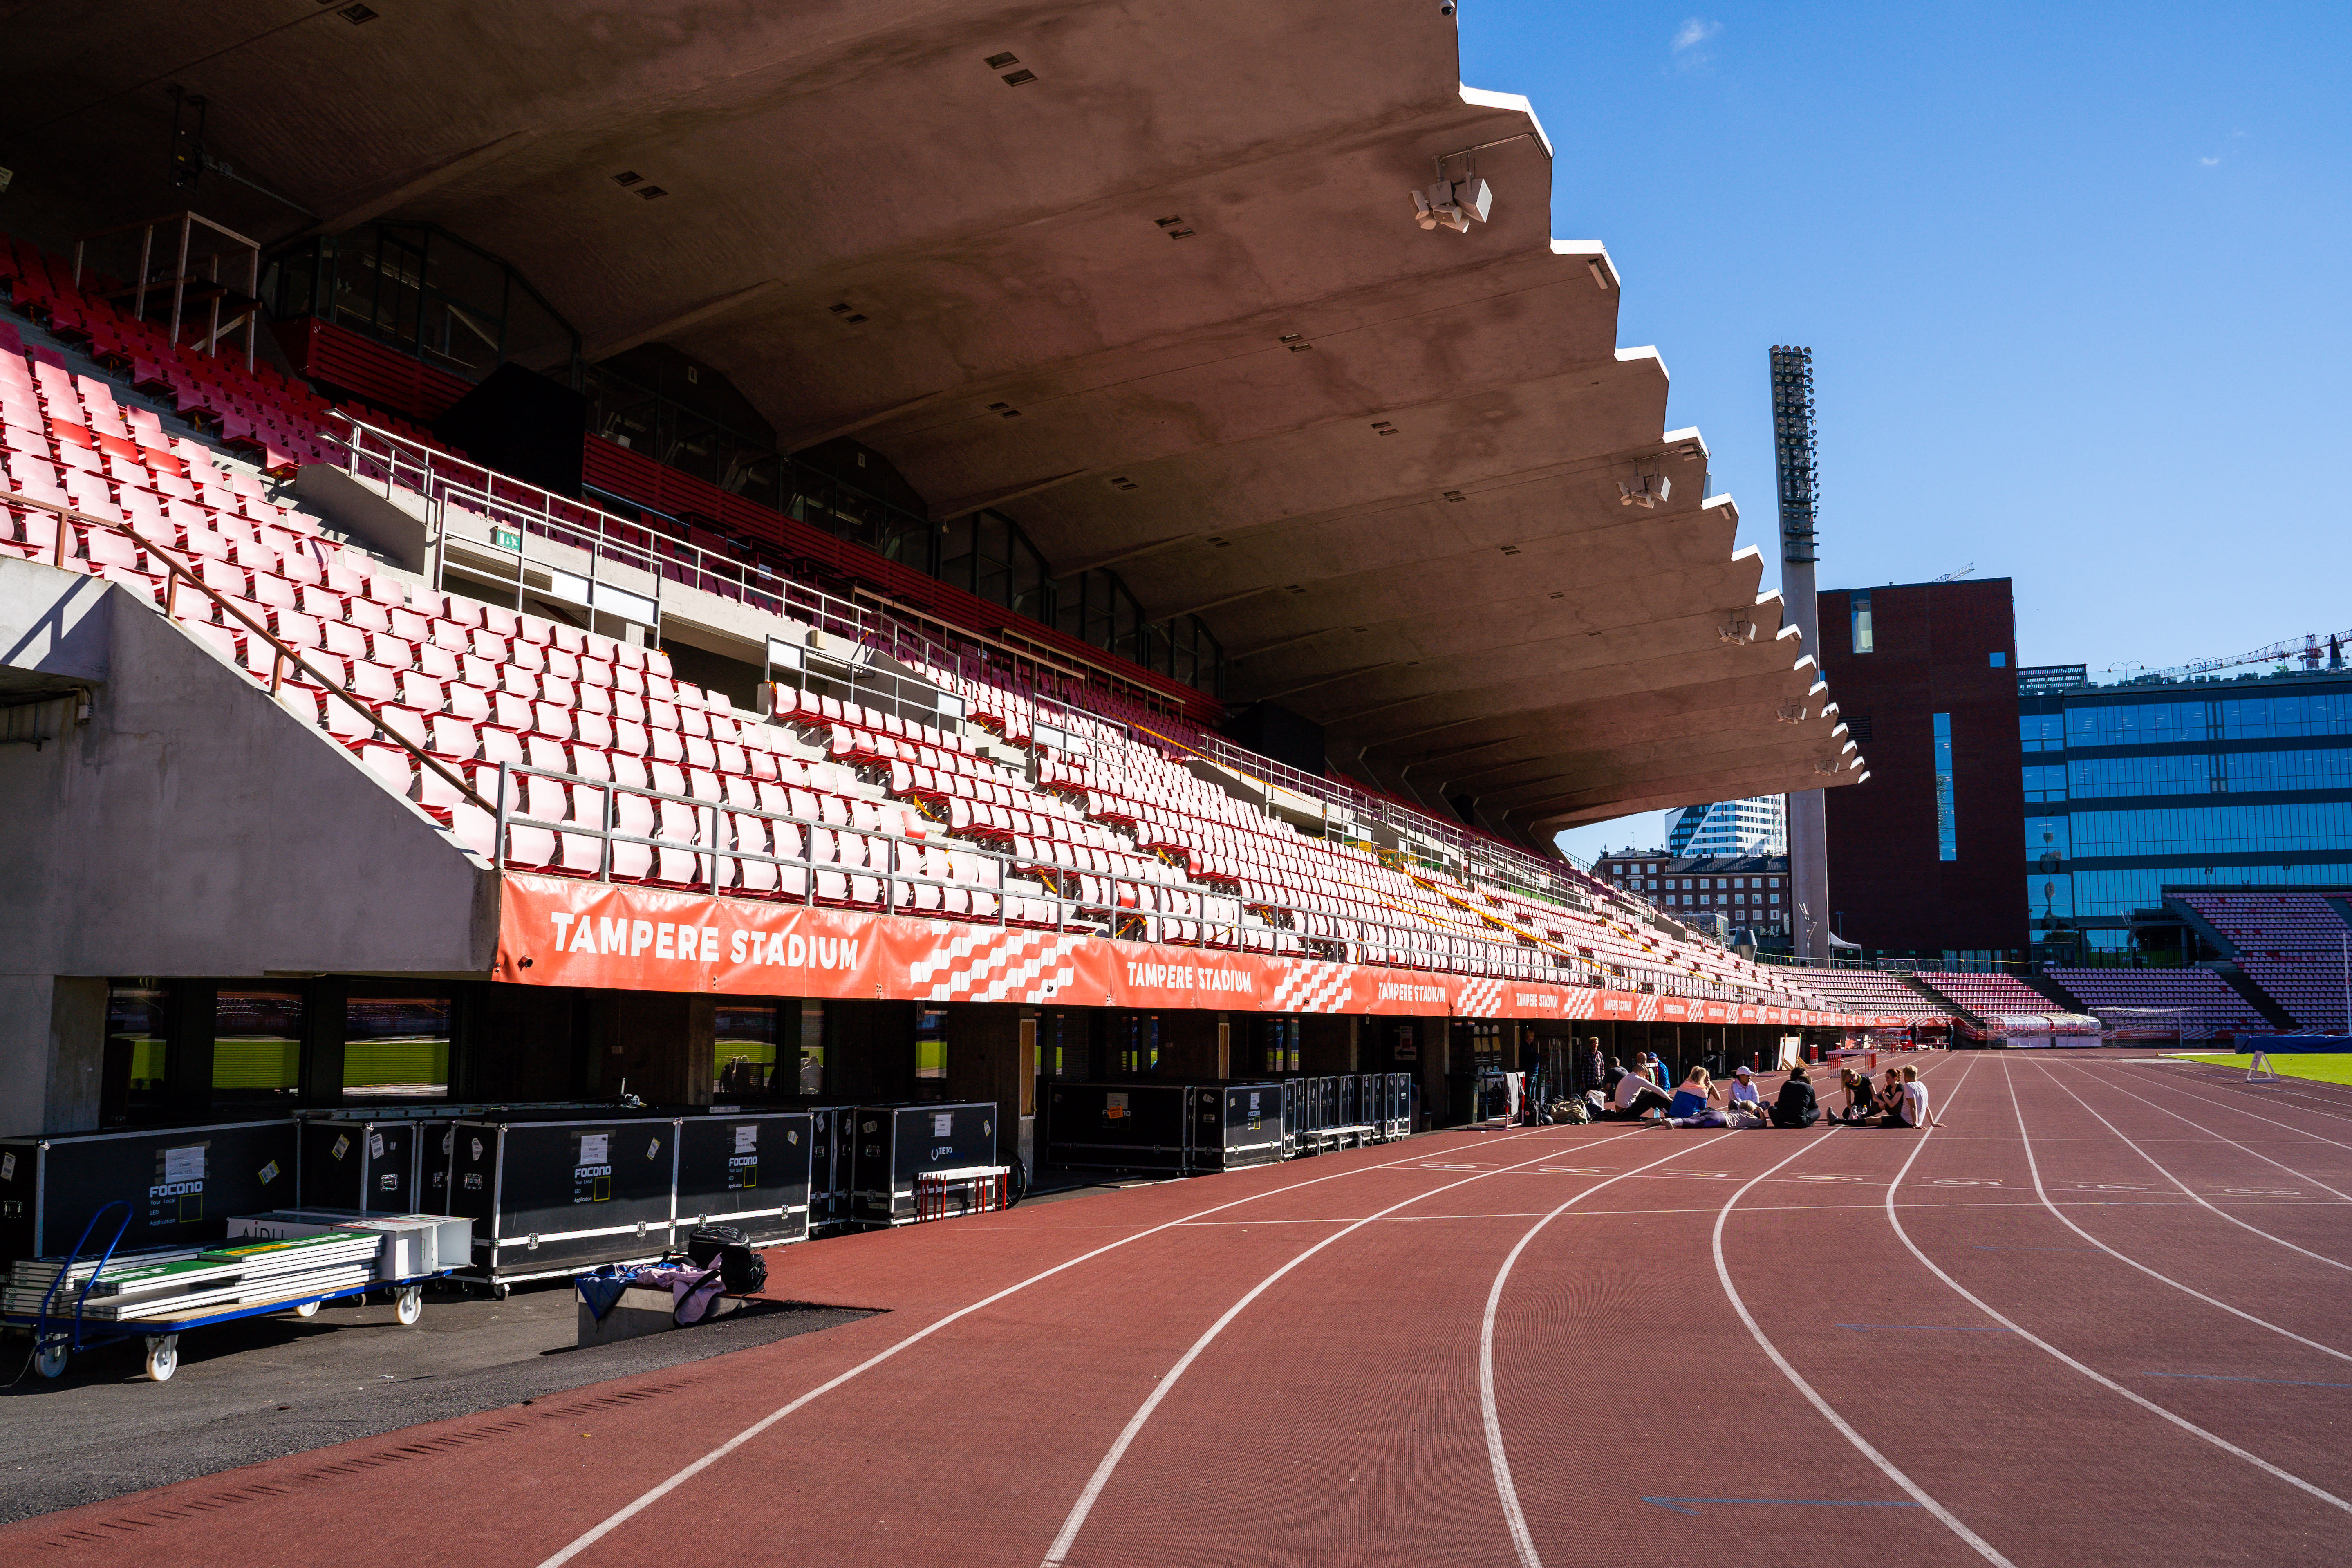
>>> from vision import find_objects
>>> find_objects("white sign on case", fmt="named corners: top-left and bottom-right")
top-left (164, 1145), bottom-right (206, 1183)
top-left (579, 1133), bottom-right (609, 1165)
top-left (734, 1124), bottom-right (758, 1154)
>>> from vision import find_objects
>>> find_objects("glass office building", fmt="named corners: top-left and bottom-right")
top-left (2017, 664), bottom-right (2352, 959)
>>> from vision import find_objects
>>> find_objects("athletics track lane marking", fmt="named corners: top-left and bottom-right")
top-left (536, 1126), bottom-right (1555, 1567)
top-left (2030, 1061), bottom-right (2352, 1273)
top-left (1877, 1060), bottom-right (2352, 1516)
top-left (2001, 1066), bottom-right (2352, 1360)
top-left (1699, 1053), bottom-right (2017, 1568)
top-left (1037, 1126), bottom-right (1673, 1568)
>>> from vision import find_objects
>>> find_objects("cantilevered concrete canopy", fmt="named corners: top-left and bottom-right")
top-left (2, 0), bottom-right (1862, 852)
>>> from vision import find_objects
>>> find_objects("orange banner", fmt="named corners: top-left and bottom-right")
top-left (493, 874), bottom-right (1916, 1028)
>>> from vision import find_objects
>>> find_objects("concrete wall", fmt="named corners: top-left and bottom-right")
top-left (0, 560), bottom-right (498, 1134)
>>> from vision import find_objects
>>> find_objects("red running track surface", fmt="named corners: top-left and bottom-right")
top-left (7, 1050), bottom-right (2351, 1567)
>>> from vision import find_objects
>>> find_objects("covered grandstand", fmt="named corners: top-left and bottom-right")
top-left (1, 4), bottom-right (1874, 1145)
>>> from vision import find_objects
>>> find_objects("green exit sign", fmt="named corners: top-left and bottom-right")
top-left (491, 527), bottom-right (522, 551)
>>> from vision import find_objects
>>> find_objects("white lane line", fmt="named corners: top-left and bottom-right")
top-left (2180, 1066), bottom-right (2352, 1124)
top-left (1478, 1132), bottom-right (1746, 1566)
top-left (2049, 1062), bottom-right (2352, 1202)
top-left (2071, 1057), bottom-right (2352, 1156)
top-left (2029, 1062), bottom-right (2352, 1276)
top-left (536, 1127), bottom-right (1550, 1568)
top-left (1709, 1055), bottom-right (2017, 1568)
top-left (1880, 1062), bottom-right (2352, 1516)
top-left (2005, 1070), bottom-right (2352, 1360)
top-left (1036, 1128), bottom-right (1660, 1568)
top-left (1478, 1052), bottom-right (1981, 1568)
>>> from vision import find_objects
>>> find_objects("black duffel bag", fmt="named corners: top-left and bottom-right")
top-left (685, 1224), bottom-right (768, 1295)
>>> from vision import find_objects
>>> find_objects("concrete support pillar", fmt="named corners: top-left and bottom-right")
top-left (0, 975), bottom-right (109, 1136)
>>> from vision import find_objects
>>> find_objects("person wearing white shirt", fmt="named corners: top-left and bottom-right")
top-left (1726, 1066), bottom-right (1768, 1127)
top-left (1898, 1065), bottom-right (1943, 1129)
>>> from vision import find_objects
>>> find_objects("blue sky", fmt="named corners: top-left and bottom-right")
top-left (1468, 4), bottom-right (2352, 859)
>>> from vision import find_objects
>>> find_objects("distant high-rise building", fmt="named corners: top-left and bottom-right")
top-left (1664, 796), bottom-right (1788, 857)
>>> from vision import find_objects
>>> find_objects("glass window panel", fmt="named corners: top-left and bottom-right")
top-left (1932, 712), bottom-right (1957, 860)
top-left (343, 993), bottom-right (451, 1102)
top-left (105, 983), bottom-right (170, 1123)
top-left (714, 1002), bottom-right (780, 1097)
top-left (213, 989), bottom-right (303, 1104)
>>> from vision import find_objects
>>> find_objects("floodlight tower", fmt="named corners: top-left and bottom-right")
top-left (1770, 346), bottom-right (1832, 961)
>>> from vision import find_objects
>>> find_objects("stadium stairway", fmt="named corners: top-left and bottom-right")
top-left (2167, 898), bottom-right (2305, 1030)
top-left (1900, 970), bottom-right (1981, 1029)
top-left (2018, 970), bottom-right (2088, 1012)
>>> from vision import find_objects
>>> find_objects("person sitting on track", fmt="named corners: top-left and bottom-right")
top-left (1823, 1066), bottom-right (1874, 1124)
top-left (1770, 1063), bottom-right (1821, 1128)
top-left (1665, 1067), bottom-right (1735, 1127)
top-left (1895, 1064), bottom-right (1945, 1129)
top-left (1726, 1065), bottom-right (1771, 1127)
top-left (1873, 1068), bottom-right (1906, 1126)
top-left (1609, 1059), bottom-right (1676, 1120)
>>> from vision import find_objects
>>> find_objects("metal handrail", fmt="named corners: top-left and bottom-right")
top-left (479, 754), bottom-right (1610, 980)
top-left (326, 419), bottom-right (1622, 900)
top-left (3, 485), bottom-right (493, 815)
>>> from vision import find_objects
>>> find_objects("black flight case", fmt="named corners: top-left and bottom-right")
top-left (444, 1116), bottom-right (678, 1288)
top-left (672, 1110), bottom-right (815, 1246)
top-left (850, 1103), bottom-right (999, 1226)
top-left (1, 1118), bottom-right (298, 1265)
top-left (1040, 1083), bottom-right (1190, 1175)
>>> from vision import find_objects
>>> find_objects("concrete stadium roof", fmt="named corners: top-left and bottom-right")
top-left (2, 0), bottom-right (1864, 850)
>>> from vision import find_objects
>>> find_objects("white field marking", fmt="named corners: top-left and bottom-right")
top-left (2004, 1069), bottom-right (2352, 1360)
top-left (2051, 1061), bottom-right (2352, 1202)
top-left (1035, 1128), bottom-right (1663, 1568)
top-left (2077, 1057), bottom-right (2352, 1156)
top-left (1707, 1055), bottom-right (2019, 1568)
top-left (536, 1127), bottom-right (1554, 1568)
top-left (1879, 1062), bottom-right (2352, 1516)
top-left (1477, 1130), bottom-right (1770, 1566)
top-left (2030, 1063), bottom-right (2352, 1276)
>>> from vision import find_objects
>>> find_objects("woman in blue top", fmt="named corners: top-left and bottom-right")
top-left (1666, 1068), bottom-right (1731, 1126)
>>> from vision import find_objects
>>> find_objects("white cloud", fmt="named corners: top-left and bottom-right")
top-left (1673, 18), bottom-right (1721, 53)
top-left (2199, 128), bottom-right (2248, 167)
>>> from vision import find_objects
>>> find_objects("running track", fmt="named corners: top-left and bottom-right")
top-left (8, 1050), bottom-right (2351, 1566)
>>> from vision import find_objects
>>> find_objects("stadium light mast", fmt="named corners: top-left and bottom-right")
top-left (1770, 345), bottom-right (1832, 962)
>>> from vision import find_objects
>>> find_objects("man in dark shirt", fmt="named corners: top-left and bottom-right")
top-left (1770, 1063), bottom-right (1821, 1128)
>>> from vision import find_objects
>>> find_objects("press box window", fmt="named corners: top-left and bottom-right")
top-left (1850, 591), bottom-right (1874, 654)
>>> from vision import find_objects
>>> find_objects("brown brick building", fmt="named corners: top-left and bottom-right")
top-left (1816, 578), bottom-right (2028, 962)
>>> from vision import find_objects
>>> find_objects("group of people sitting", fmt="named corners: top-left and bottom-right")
top-left (1602, 1056), bottom-right (1942, 1130)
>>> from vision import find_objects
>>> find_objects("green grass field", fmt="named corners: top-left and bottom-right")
top-left (2181, 1053), bottom-right (2352, 1086)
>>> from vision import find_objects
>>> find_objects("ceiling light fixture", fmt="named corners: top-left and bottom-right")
top-left (984, 52), bottom-right (1019, 69)
top-left (1154, 215), bottom-right (1195, 239)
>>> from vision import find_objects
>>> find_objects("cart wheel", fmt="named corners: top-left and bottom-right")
top-left (293, 1299), bottom-right (320, 1318)
top-left (491, 1282), bottom-right (510, 1302)
top-left (145, 1335), bottom-right (179, 1383)
top-left (394, 1285), bottom-right (423, 1326)
top-left (34, 1340), bottom-right (68, 1379)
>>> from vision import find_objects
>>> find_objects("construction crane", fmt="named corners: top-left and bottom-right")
top-left (1930, 563), bottom-right (1974, 583)
top-left (2142, 629), bottom-right (2352, 681)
